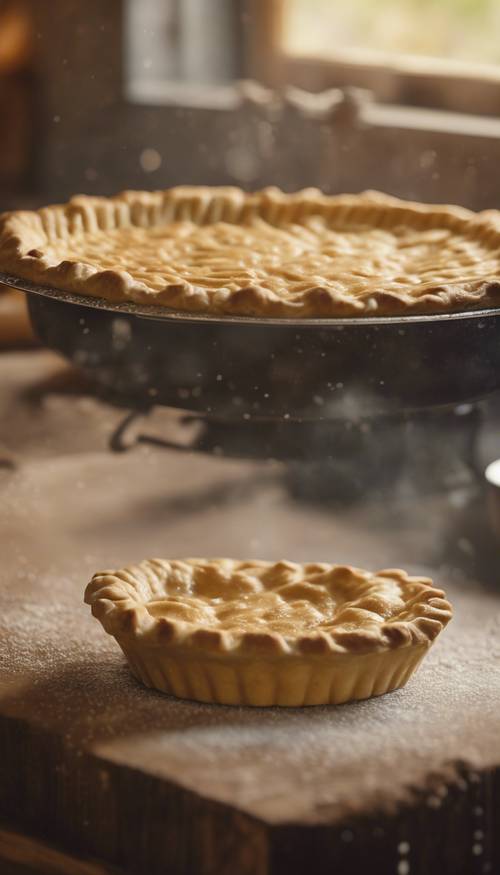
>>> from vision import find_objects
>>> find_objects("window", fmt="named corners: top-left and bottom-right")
top-left (125, 0), bottom-right (280, 105)
top-left (126, 0), bottom-right (240, 94)
top-left (124, 1), bottom-right (500, 116)
top-left (279, 0), bottom-right (500, 116)
top-left (284, 0), bottom-right (500, 67)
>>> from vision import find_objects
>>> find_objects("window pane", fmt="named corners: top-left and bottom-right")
top-left (283, 0), bottom-right (500, 67)
top-left (125, 0), bottom-right (239, 90)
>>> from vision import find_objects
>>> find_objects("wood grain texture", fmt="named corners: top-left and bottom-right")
top-left (0, 825), bottom-right (123, 875)
top-left (0, 350), bottom-right (500, 873)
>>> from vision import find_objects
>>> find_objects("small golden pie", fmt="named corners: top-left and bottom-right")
top-left (84, 558), bottom-right (452, 707)
top-left (2, 187), bottom-right (500, 318)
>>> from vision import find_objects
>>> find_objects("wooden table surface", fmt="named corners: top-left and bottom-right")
top-left (1, 350), bottom-right (499, 874)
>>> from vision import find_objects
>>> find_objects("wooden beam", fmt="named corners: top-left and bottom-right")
top-left (0, 825), bottom-right (123, 875)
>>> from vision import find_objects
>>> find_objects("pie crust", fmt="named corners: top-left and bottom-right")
top-left (2, 187), bottom-right (500, 318)
top-left (84, 558), bottom-right (452, 707)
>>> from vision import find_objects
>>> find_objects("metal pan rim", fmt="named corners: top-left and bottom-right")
top-left (3, 270), bottom-right (500, 328)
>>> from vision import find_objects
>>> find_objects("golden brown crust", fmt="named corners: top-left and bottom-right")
top-left (84, 559), bottom-right (452, 706)
top-left (2, 187), bottom-right (500, 318)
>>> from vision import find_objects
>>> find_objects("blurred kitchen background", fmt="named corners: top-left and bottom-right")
top-left (3, 0), bottom-right (500, 212)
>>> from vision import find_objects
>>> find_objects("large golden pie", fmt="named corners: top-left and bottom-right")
top-left (2, 187), bottom-right (500, 317)
top-left (84, 558), bottom-right (452, 707)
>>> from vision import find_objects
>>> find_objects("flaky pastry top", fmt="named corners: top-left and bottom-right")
top-left (84, 559), bottom-right (452, 656)
top-left (2, 187), bottom-right (500, 317)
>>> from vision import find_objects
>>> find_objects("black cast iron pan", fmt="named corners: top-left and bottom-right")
top-left (3, 271), bottom-right (500, 420)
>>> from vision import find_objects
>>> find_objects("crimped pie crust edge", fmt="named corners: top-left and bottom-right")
top-left (85, 558), bottom-right (452, 656)
top-left (84, 559), bottom-right (452, 706)
top-left (2, 186), bottom-right (500, 318)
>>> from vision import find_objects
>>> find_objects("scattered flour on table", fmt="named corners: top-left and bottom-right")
top-left (1, 575), bottom-right (500, 819)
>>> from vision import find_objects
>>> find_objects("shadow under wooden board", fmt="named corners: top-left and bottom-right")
top-left (0, 352), bottom-right (499, 874)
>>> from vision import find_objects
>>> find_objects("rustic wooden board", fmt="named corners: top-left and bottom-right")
top-left (1, 351), bottom-right (500, 874)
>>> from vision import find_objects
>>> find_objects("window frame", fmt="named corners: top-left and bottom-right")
top-left (280, 49), bottom-right (500, 117)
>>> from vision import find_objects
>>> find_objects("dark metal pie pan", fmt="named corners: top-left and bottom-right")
top-left (3, 271), bottom-right (500, 419)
